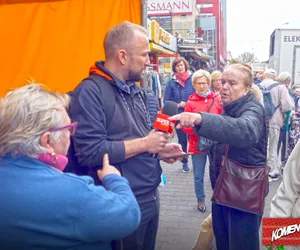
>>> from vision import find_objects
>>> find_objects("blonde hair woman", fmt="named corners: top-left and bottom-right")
top-left (170, 63), bottom-right (268, 250)
top-left (210, 70), bottom-right (222, 94)
top-left (239, 63), bottom-right (264, 106)
top-left (277, 71), bottom-right (292, 88)
top-left (182, 70), bottom-right (222, 212)
top-left (0, 84), bottom-right (140, 249)
top-left (277, 71), bottom-right (295, 105)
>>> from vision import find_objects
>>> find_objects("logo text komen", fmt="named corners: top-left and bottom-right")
top-left (271, 224), bottom-right (300, 242)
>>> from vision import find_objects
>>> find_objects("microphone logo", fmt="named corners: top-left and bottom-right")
top-left (157, 117), bottom-right (170, 126)
top-left (154, 113), bottom-right (175, 134)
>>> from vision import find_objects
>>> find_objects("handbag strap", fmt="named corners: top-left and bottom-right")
top-left (225, 144), bottom-right (230, 158)
top-left (224, 126), bottom-right (268, 163)
top-left (206, 97), bottom-right (215, 113)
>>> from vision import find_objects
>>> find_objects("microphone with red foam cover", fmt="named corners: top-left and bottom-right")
top-left (153, 101), bottom-right (178, 134)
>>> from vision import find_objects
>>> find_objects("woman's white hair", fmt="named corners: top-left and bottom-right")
top-left (0, 83), bottom-right (70, 157)
top-left (277, 71), bottom-right (291, 83)
top-left (192, 70), bottom-right (212, 86)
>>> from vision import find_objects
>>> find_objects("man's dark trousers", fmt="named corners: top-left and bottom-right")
top-left (122, 192), bottom-right (160, 250)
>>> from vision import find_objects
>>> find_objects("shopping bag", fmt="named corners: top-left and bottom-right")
top-left (192, 213), bottom-right (214, 250)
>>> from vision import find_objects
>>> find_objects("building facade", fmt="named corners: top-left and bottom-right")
top-left (195, 0), bottom-right (227, 69)
top-left (146, 0), bottom-right (225, 70)
top-left (147, 0), bottom-right (197, 38)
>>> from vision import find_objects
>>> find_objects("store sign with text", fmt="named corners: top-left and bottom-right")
top-left (149, 16), bottom-right (172, 34)
top-left (283, 35), bottom-right (300, 43)
top-left (147, 19), bottom-right (177, 53)
top-left (251, 63), bottom-right (267, 72)
top-left (147, 0), bottom-right (192, 16)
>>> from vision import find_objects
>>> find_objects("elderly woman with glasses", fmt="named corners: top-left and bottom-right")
top-left (0, 84), bottom-right (140, 250)
top-left (182, 70), bottom-right (223, 212)
top-left (210, 70), bottom-right (222, 94)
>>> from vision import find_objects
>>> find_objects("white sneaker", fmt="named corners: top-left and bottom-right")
top-left (269, 174), bottom-right (280, 182)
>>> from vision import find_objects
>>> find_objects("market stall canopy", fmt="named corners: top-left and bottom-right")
top-left (177, 38), bottom-right (212, 62)
top-left (192, 49), bottom-right (212, 62)
top-left (178, 43), bottom-right (212, 62)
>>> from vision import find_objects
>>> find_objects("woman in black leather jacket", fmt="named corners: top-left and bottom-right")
top-left (169, 63), bottom-right (267, 250)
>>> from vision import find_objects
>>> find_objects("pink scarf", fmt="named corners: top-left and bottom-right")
top-left (175, 72), bottom-right (190, 87)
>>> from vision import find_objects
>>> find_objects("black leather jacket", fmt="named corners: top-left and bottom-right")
top-left (194, 93), bottom-right (267, 189)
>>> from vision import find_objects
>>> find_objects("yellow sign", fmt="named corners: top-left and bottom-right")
top-left (151, 20), bottom-right (170, 45)
top-left (160, 28), bottom-right (171, 44)
top-left (151, 20), bottom-right (160, 44)
top-left (164, 62), bottom-right (171, 73)
top-left (150, 42), bottom-right (174, 54)
top-left (164, 62), bottom-right (170, 68)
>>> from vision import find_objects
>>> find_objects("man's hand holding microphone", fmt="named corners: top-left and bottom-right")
top-left (144, 101), bottom-right (191, 163)
top-left (144, 129), bottom-right (170, 154)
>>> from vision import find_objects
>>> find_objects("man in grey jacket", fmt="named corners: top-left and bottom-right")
top-left (69, 21), bottom-right (184, 250)
top-left (260, 68), bottom-right (293, 182)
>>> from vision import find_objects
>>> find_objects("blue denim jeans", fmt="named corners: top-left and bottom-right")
top-left (192, 154), bottom-right (207, 202)
top-left (175, 128), bottom-right (188, 164)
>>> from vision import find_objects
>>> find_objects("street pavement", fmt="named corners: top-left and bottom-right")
top-left (155, 159), bottom-right (281, 250)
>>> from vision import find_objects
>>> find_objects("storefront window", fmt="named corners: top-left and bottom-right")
top-left (158, 56), bottom-right (176, 97)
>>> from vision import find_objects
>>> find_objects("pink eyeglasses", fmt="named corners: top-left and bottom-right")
top-left (48, 122), bottom-right (78, 136)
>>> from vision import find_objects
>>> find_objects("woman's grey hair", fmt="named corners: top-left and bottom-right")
top-left (0, 83), bottom-right (70, 157)
top-left (226, 63), bottom-right (253, 87)
top-left (277, 71), bottom-right (291, 83)
top-left (192, 69), bottom-right (212, 86)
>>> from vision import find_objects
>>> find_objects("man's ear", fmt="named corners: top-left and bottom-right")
top-left (118, 49), bottom-right (127, 65)
top-left (40, 132), bottom-right (53, 153)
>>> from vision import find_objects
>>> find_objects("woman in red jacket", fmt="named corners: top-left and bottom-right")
top-left (183, 70), bottom-right (223, 212)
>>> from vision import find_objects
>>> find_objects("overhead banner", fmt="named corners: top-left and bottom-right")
top-left (147, 0), bottom-right (192, 16)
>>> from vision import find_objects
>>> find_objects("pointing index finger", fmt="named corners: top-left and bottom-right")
top-left (168, 114), bottom-right (181, 121)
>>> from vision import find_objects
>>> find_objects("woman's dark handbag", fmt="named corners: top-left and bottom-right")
top-left (197, 98), bottom-right (215, 153)
top-left (211, 145), bottom-right (269, 215)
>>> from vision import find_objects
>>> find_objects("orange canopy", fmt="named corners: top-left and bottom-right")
top-left (0, 0), bottom-right (141, 96)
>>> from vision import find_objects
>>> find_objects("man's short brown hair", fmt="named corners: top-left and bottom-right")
top-left (104, 21), bottom-right (147, 58)
top-left (172, 57), bottom-right (190, 73)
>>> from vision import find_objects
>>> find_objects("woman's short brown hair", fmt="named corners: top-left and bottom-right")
top-left (172, 57), bottom-right (190, 73)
